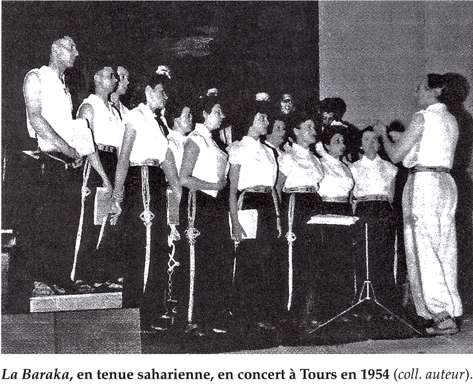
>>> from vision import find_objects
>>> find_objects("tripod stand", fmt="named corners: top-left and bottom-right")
top-left (307, 222), bottom-right (421, 336)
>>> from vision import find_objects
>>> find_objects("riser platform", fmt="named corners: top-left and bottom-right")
top-left (30, 292), bottom-right (122, 313)
top-left (2, 308), bottom-right (141, 354)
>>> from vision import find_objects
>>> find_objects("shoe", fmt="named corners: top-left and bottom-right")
top-left (211, 327), bottom-right (228, 334)
top-left (50, 284), bottom-right (66, 295)
top-left (32, 281), bottom-right (67, 296)
top-left (426, 315), bottom-right (459, 336)
top-left (150, 323), bottom-right (169, 332)
top-left (256, 321), bottom-right (276, 331)
top-left (185, 323), bottom-right (206, 337)
top-left (73, 280), bottom-right (94, 294)
top-left (93, 282), bottom-right (112, 293)
top-left (32, 281), bottom-right (55, 297)
top-left (105, 280), bottom-right (123, 291)
top-left (305, 319), bottom-right (320, 329)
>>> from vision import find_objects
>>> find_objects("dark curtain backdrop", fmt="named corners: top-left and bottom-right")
top-left (1, 1), bottom-right (319, 228)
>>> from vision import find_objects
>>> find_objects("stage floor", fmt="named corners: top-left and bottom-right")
top-left (233, 313), bottom-right (473, 354)
top-left (2, 307), bottom-right (472, 354)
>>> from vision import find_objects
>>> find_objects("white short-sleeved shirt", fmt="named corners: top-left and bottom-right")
top-left (127, 103), bottom-right (168, 165)
top-left (318, 153), bottom-right (354, 200)
top-left (263, 140), bottom-right (283, 158)
top-left (111, 100), bottom-right (130, 125)
top-left (403, 103), bottom-right (458, 169)
top-left (279, 143), bottom-right (324, 189)
top-left (77, 94), bottom-right (125, 149)
top-left (25, 65), bottom-right (95, 156)
top-left (187, 123), bottom-right (228, 197)
top-left (167, 130), bottom-right (186, 173)
top-left (349, 155), bottom-right (398, 201)
top-left (228, 136), bottom-right (277, 191)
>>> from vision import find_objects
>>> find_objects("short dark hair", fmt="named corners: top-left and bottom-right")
top-left (286, 111), bottom-right (314, 142)
top-left (165, 98), bottom-right (190, 128)
top-left (386, 120), bottom-right (405, 133)
top-left (195, 95), bottom-right (222, 123)
top-left (128, 72), bottom-right (169, 108)
top-left (319, 97), bottom-right (347, 120)
top-left (242, 100), bottom-right (271, 131)
top-left (267, 113), bottom-right (286, 135)
top-left (430, 72), bottom-right (470, 112)
top-left (147, 72), bottom-right (170, 90)
top-left (427, 73), bottom-right (447, 91)
top-left (321, 124), bottom-right (346, 146)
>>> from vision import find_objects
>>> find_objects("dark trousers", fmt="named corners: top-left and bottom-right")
top-left (354, 201), bottom-right (401, 310)
top-left (281, 193), bottom-right (321, 320)
top-left (169, 187), bottom-right (190, 319)
top-left (313, 202), bottom-right (356, 320)
top-left (8, 152), bottom-right (82, 311)
top-left (191, 190), bottom-right (233, 326)
top-left (233, 192), bottom-right (279, 323)
top-left (75, 151), bottom-right (122, 283)
top-left (121, 166), bottom-right (168, 325)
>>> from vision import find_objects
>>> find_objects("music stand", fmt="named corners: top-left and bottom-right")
top-left (306, 221), bottom-right (422, 336)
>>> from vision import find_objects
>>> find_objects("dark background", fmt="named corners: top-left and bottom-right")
top-left (1, 1), bottom-right (319, 228)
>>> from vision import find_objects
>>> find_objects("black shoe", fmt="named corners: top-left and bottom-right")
top-left (256, 321), bottom-right (276, 331)
top-left (211, 327), bottom-right (228, 334)
top-left (150, 322), bottom-right (169, 332)
top-left (185, 323), bottom-right (207, 337)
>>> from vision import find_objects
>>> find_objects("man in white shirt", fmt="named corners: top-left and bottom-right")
top-left (19, 36), bottom-right (96, 299)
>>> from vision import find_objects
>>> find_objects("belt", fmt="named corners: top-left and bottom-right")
top-left (409, 165), bottom-right (451, 174)
top-left (354, 194), bottom-right (390, 203)
top-left (130, 159), bottom-right (161, 167)
top-left (283, 186), bottom-right (318, 194)
top-left (321, 196), bottom-right (349, 203)
top-left (243, 186), bottom-right (272, 193)
top-left (42, 152), bottom-right (83, 170)
top-left (97, 144), bottom-right (117, 153)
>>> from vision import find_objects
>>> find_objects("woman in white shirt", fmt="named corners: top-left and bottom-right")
top-left (277, 113), bottom-right (324, 329)
top-left (375, 73), bottom-right (461, 335)
top-left (179, 95), bottom-right (231, 335)
top-left (316, 125), bottom-right (355, 322)
top-left (110, 72), bottom-right (181, 331)
top-left (164, 98), bottom-right (193, 324)
top-left (228, 101), bottom-right (280, 332)
top-left (349, 127), bottom-right (399, 311)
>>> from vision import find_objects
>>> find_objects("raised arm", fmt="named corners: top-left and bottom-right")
top-left (375, 113), bottom-right (424, 164)
top-left (23, 71), bottom-right (79, 159)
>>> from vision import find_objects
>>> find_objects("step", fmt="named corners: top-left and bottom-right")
top-left (2, 308), bottom-right (141, 354)
top-left (30, 292), bottom-right (122, 313)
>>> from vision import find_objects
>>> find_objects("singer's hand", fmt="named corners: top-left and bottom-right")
top-left (109, 200), bottom-right (122, 226)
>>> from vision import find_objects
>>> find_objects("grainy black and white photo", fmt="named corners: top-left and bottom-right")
top-left (1, 0), bottom-right (472, 355)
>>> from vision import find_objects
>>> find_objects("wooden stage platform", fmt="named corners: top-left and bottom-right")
top-left (2, 307), bottom-right (142, 354)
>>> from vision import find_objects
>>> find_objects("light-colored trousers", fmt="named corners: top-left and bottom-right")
top-left (403, 172), bottom-right (463, 319)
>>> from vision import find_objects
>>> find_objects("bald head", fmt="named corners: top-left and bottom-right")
top-left (94, 66), bottom-right (117, 94)
top-left (50, 36), bottom-right (78, 69)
